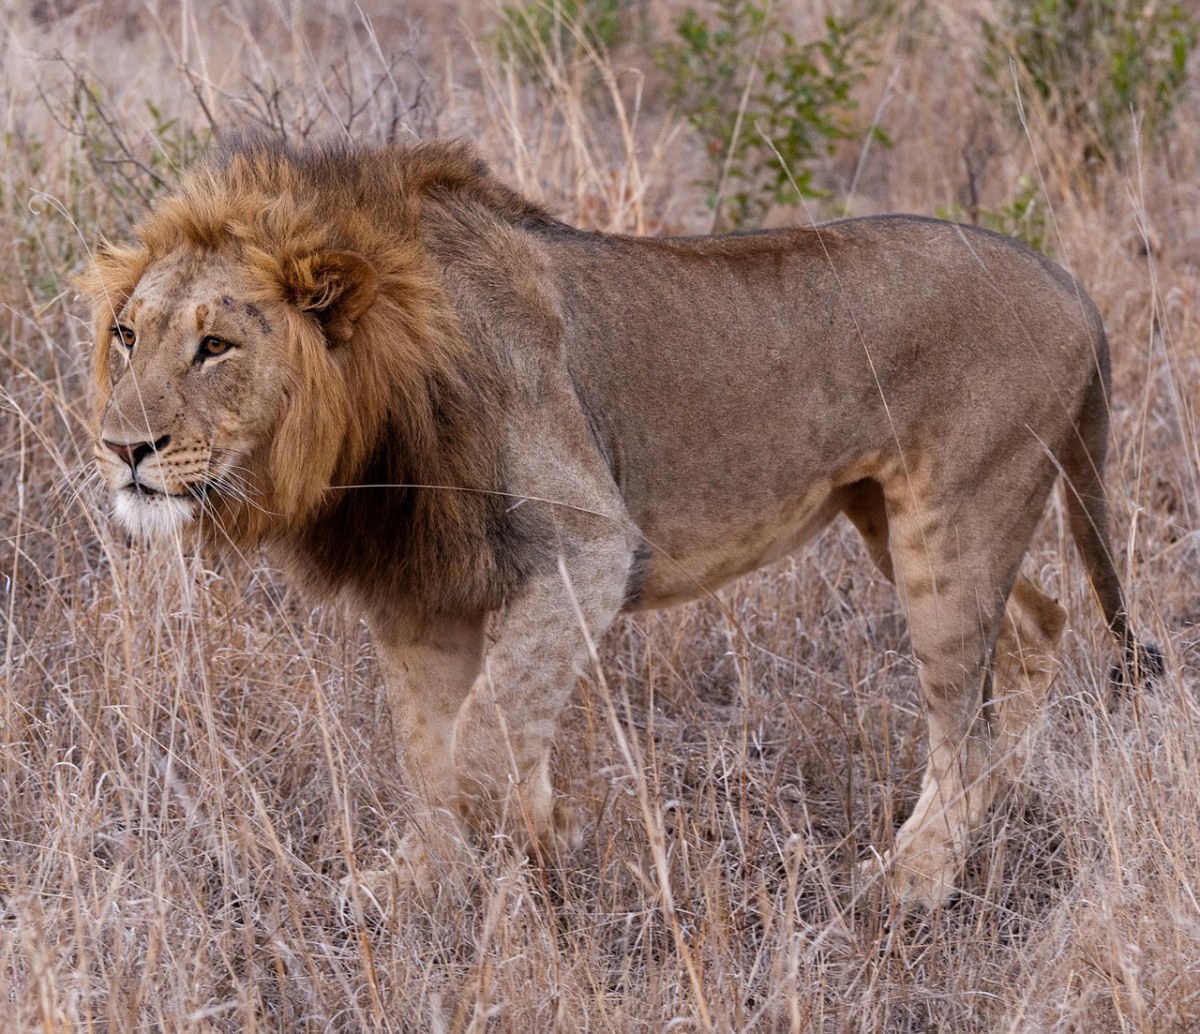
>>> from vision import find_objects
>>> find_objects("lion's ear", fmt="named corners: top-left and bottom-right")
top-left (291, 250), bottom-right (378, 343)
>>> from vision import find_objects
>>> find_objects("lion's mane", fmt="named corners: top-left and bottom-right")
top-left (81, 137), bottom-right (558, 614)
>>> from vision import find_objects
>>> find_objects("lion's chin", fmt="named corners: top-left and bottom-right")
top-left (112, 485), bottom-right (201, 542)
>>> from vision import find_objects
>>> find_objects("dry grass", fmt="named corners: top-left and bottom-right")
top-left (1, 0), bottom-right (1198, 1030)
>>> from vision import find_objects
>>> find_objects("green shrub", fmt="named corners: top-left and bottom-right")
top-left (658, 2), bottom-right (880, 230)
top-left (62, 78), bottom-right (210, 225)
top-left (937, 176), bottom-right (1054, 257)
top-left (493, 0), bottom-right (636, 80)
top-left (982, 0), bottom-right (1198, 166)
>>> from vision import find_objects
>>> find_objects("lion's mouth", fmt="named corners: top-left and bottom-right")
top-left (120, 478), bottom-right (212, 503)
top-left (111, 488), bottom-right (195, 541)
top-left (111, 477), bottom-right (215, 541)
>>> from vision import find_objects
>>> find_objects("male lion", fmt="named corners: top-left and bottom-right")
top-left (80, 138), bottom-right (1159, 908)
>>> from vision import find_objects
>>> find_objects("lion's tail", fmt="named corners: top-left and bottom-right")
top-left (1061, 361), bottom-right (1164, 688)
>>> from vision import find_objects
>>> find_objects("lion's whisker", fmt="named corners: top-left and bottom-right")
top-left (325, 482), bottom-right (628, 526)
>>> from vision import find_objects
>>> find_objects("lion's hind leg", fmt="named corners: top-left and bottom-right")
top-left (841, 481), bottom-right (1065, 769)
top-left (991, 575), bottom-right (1066, 769)
top-left (840, 474), bottom-right (1063, 907)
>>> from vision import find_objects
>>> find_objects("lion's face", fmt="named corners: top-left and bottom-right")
top-left (94, 248), bottom-right (294, 542)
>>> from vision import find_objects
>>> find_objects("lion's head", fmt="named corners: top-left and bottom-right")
top-left (78, 137), bottom-right (551, 612)
top-left (80, 140), bottom-right (511, 549)
top-left (76, 138), bottom-right (558, 616)
top-left (84, 240), bottom-right (371, 541)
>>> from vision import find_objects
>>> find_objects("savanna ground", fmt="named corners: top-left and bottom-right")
top-left (2, 0), bottom-right (1198, 1029)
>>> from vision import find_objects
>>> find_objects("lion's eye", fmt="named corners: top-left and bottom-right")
top-left (111, 324), bottom-right (136, 349)
top-left (196, 335), bottom-right (234, 361)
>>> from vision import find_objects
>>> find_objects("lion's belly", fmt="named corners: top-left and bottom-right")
top-left (628, 478), bottom-right (842, 610)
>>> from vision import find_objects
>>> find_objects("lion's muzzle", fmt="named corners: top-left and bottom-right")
top-left (102, 434), bottom-right (171, 472)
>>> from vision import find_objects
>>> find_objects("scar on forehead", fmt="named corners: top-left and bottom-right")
top-left (243, 303), bottom-right (272, 334)
top-left (195, 303), bottom-right (209, 332)
top-left (220, 294), bottom-right (271, 333)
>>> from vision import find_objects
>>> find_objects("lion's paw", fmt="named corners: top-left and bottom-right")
top-left (453, 786), bottom-right (582, 862)
top-left (338, 830), bottom-right (467, 917)
top-left (547, 799), bottom-right (581, 855)
top-left (859, 844), bottom-right (960, 911)
top-left (338, 866), bottom-right (409, 920)
top-left (508, 797), bottom-right (582, 863)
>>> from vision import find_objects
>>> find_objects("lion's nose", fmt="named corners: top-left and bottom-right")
top-left (103, 435), bottom-right (170, 470)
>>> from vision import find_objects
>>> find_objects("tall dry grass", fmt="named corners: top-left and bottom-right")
top-left (1, 0), bottom-right (1197, 1030)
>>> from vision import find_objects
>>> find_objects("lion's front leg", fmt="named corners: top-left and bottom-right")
top-left (450, 544), bottom-right (632, 859)
top-left (347, 612), bottom-right (486, 905)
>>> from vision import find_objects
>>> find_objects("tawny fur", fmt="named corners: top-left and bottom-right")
top-left (80, 137), bottom-right (1157, 908)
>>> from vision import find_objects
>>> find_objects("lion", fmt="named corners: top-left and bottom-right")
top-left (79, 137), bottom-right (1160, 909)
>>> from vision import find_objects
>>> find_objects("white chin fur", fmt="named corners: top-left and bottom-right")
top-left (112, 489), bottom-right (198, 542)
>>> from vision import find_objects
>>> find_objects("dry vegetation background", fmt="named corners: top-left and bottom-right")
top-left (1, 0), bottom-right (1198, 1029)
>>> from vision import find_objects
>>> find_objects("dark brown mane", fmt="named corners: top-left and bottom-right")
top-left (82, 137), bottom-right (556, 615)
